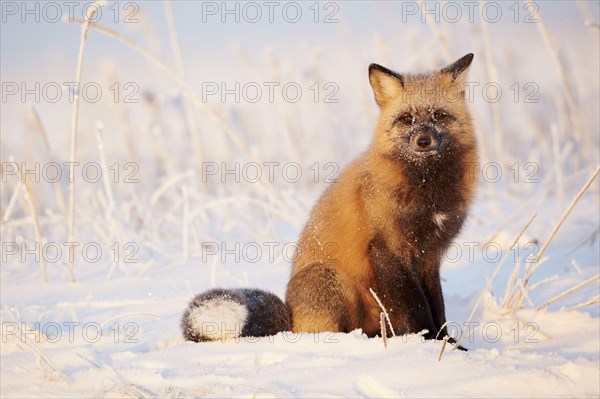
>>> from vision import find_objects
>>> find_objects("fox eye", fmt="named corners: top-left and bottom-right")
top-left (397, 113), bottom-right (414, 125)
top-left (432, 110), bottom-right (452, 122)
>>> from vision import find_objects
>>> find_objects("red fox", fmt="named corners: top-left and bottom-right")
top-left (182, 54), bottom-right (477, 345)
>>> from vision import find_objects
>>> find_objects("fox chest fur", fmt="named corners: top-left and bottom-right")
top-left (362, 154), bottom-right (471, 260)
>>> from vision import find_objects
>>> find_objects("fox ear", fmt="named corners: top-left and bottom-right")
top-left (441, 53), bottom-right (474, 82)
top-left (369, 64), bottom-right (404, 107)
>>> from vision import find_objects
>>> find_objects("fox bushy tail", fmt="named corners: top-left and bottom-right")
top-left (181, 288), bottom-right (291, 342)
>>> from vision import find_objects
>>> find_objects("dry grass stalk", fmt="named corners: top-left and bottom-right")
top-left (536, 274), bottom-right (600, 311)
top-left (438, 336), bottom-right (448, 362)
top-left (5, 321), bottom-right (69, 383)
top-left (2, 177), bottom-right (22, 223)
top-left (181, 186), bottom-right (189, 263)
top-left (523, 165), bottom-right (600, 288)
top-left (95, 122), bottom-right (115, 217)
top-left (104, 64), bottom-right (139, 166)
top-left (526, 0), bottom-right (585, 150)
top-left (576, 0), bottom-right (596, 28)
top-left (485, 167), bottom-right (594, 245)
top-left (570, 259), bottom-right (584, 277)
top-left (550, 124), bottom-right (565, 209)
top-left (65, 1), bottom-right (106, 283)
top-left (528, 274), bottom-right (559, 292)
top-left (517, 279), bottom-right (535, 309)
top-left (95, 122), bottom-right (129, 279)
top-left (77, 353), bottom-right (156, 398)
top-left (568, 295), bottom-right (600, 312)
top-left (504, 254), bottom-right (549, 312)
top-left (266, 50), bottom-right (305, 166)
top-left (418, 1), bottom-right (453, 60)
top-left (379, 312), bottom-right (387, 348)
top-left (369, 288), bottom-right (396, 337)
top-left (379, 314), bottom-right (388, 346)
top-left (501, 260), bottom-right (522, 309)
top-left (67, 17), bottom-right (285, 209)
top-left (163, 0), bottom-right (204, 173)
top-left (453, 213), bottom-right (537, 350)
top-left (479, 0), bottom-right (506, 168)
top-left (28, 105), bottom-right (66, 214)
top-left (505, 162), bottom-right (600, 310)
top-left (66, 18), bottom-right (246, 154)
top-left (69, 18), bottom-right (300, 225)
top-left (11, 157), bottom-right (47, 282)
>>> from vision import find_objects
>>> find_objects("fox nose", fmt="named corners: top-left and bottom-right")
top-left (411, 131), bottom-right (438, 152)
top-left (416, 135), bottom-right (432, 149)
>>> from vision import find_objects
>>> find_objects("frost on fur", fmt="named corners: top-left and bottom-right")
top-left (184, 296), bottom-right (248, 341)
top-left (181, 288), bottom-right (291, 342)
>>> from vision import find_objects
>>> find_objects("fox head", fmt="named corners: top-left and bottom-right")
top-left (368, 54), bottom-right (476, 166)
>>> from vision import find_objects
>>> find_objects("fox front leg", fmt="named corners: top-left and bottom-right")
top-left (369, 240), bottom-right (439, 339)
top-left (421, 258), bottom-right (447, 334)
top-left (421, 257), bottom-right (468, 351)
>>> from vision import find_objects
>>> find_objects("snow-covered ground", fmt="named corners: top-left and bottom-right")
top-left (1, 1), bottom-right (599, 397)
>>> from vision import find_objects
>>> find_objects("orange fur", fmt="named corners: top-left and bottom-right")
top-left (287, 55), bottom-right (477, 337)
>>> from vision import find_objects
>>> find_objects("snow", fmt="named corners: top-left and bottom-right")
top-left (2, 1), bottom-right (599, 398)
top-left (2, 312), bottom-right (599, 397)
